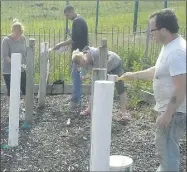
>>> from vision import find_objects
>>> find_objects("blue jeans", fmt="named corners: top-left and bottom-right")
top-left (155, 112), bottom-right (186, 172)
top-left (71, 62), bottom-right (82, 103)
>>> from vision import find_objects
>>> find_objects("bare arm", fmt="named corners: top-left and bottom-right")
top-left (58, 38), bottom-right (72, 46)
top-left (165, 74), bottom-right (186, 116)
top-left (52, 38), bottom-right (73, 50)
top-left (165, 50), bottom-right (186, 116)
top-left (122, 66), bottom-right (155, 81)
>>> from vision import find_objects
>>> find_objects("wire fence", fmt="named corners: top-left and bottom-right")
top-left (1, 1), bottom-right (186, 84)
top-left (1, 25), bottom-right (186, 84)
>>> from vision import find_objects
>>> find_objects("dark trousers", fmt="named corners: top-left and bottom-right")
top-left (3, 71), bottom-right (26, 96)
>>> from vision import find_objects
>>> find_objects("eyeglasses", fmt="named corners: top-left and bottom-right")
top-left (150, 28), bottom-right (159, 32)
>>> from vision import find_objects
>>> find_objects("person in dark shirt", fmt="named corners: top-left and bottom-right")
top-left (51, 5), bottom-right (88, 108)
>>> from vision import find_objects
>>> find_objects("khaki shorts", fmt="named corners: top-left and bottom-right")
top-left (108, 62), bottom-right (127, 95)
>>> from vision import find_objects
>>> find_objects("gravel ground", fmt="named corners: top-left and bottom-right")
top-left (1, 94), bottom-right (186, 172)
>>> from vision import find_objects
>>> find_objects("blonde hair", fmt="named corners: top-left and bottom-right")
top-left (12, 18), bottom-right (24, 32)
top-left (72, 49), bottom-right (84, 65)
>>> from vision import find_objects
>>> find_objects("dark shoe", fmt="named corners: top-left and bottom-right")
top-left (67, 101), bottom-right (81, 110)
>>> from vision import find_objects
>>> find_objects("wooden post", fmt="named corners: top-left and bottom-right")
top-left (25, 38), bottom-right (35, 124)
top-left (144, 21), bottom-right (150, 64)
top-left (38, 42), bottom-right (49, 108)
top-left (29, 38), bottom-right (36, 73)
top-left (99, 38), bottom-right (108, 68)
top-left (8, 53), bottom-right (22, 147)
top-left (92, 68), bottom-right (107, 81)
top-left (90, 80), bottom-right (115, 171)
top-left (91, 38), bottom-right (108, 111)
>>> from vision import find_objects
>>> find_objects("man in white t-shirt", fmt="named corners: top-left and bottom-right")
top-left (121, 9), bottom-right (186, 172)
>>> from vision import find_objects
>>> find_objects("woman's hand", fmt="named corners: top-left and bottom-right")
top-left (7, 57), bottom-right (11, 63)
top-left (21, 64), bottom-right (26, 70)
top-left (81, 75), bottom-right (90, 80)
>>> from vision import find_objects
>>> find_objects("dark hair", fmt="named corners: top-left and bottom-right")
top-left (64, 5), bottom-right (74, 13)
top-left (149, 9), bottom-right (179, 33)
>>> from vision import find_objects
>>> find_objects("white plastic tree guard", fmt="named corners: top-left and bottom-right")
top-left (8, 53), bottom-right (22, 147)
top-left (90, 80), bottom-right (115, 171)
top-left (107, 74), bottom-right (118, 82)
top-left (109, 155), bottom-right (133, 171)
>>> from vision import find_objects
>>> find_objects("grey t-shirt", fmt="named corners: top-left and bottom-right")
top-left (1, 35), bottom-right (27, 74)
top-left (80, 46), bottom-right (122, 76)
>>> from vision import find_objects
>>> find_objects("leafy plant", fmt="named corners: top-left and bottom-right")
top-left (119, 48), bottom-right (153, 109)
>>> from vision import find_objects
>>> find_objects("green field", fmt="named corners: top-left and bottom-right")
top-left (1, 1), bottom-right (186, 33)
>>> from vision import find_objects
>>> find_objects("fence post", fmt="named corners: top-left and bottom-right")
top-left (164, 0), bottom-right (167, 8)
top-left (144, 22), bottom-right (150, 64)
top-left (8, 53), bottom-right (22, 147)
top-left (95, 0), bottom-right (99, 34)
top-left (25, 38), bottom-right (35, 124)
top-left (91, 39), bottom-right (108, 112)
top-left (90, 80), bottom-right (115, 171)
top-left (65, 0), bottom-right (69, 40)
top-left (95, 0), bottom-right (100, 48)
top-left (133, 0), bottom-right (139, 33)
top-left (99, 38), bottom-right (108, 69)
top-left (38, 42), bottom-right (49, 108)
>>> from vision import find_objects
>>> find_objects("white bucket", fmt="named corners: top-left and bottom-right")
top-left (110, 155), bottom-right (133, 172)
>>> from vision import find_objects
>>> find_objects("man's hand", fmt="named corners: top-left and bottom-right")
top-left (156, 112), bottom-right (173, 128)
top-left (50, 43), bottom-right (63, 51)
top-left (121, 72), bottom-right (134, 79)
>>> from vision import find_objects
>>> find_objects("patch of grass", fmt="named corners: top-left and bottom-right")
top-left (1, 1), bottom-right (186, 34)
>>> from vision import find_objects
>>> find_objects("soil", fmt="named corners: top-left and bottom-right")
top-left (1, 94), bottom-right (186, 172)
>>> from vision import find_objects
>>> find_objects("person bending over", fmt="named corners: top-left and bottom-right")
top-left (72, 46), bottom-right (131, 121)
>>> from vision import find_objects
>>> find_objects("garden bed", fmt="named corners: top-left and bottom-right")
top-left (1, 94), bottom-right (186, 171)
